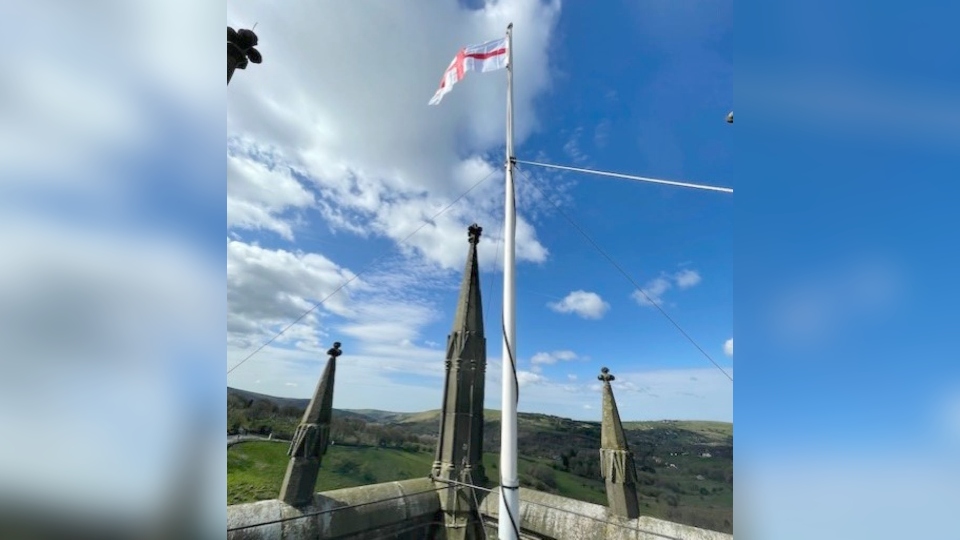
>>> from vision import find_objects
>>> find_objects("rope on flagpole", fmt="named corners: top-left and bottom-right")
top-left (514, 159), bottom-right (733, 194)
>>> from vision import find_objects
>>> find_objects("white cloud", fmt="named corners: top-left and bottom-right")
top-left (1, 2), bottom-right (223, 524)
top-left (562, 126), bottom-right (589, 164)
top-left (226, 238), bottom-right (362, 351)
top-left (723, 338), bottom-right (733, 357)
top-left (632, 268), bottom-right (702, 307)
top-left (0, 217), bottom-right (219, 372)
top-left (567, 374), bottom-right (578, 381)
top-left (674, 269), bottom-right (702, 289)
top-left (226, 0), bottom-right (562, 270)
top-left (2, 2), bottom-right (222, 200)
top-left (488, 366), bottom-right (733, 421)
top-left (530, 350), bottom-right (580, 367)
top-left (0, 215), bottom-right (221, 516)
top-left (516, 370), bottom-right (547, 387)
top-left (548, 290), bottom-right (610, 319)
top-left (226, 235), bottom-right (459, 392)
top-left (228, 342), bottom-right (447, 410)
top-left (632, 276), bottom-right (672, 307)
top-left (594, 119), bottom-right (611, 148)
top-left (338, 299), bottom-right (438, 347)
top-left (227, 152), bottom-right (315, 241)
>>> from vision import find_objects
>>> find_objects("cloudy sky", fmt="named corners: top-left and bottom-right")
top-left (7, 2), bottom-right (960, 535)
top-left (226, 0), bottom-right (733, 422)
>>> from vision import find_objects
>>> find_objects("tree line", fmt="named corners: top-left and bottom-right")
top-left (227, 395), bottom-right (435, 452)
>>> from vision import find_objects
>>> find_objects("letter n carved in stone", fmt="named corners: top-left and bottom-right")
top-left (600, 449), bottom-right (634, 484)
top-left (288, 424), bottom-right (330, 458)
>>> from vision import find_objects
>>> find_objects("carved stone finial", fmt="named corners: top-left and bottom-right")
top-left (598, 367), bottom-right (615, 383)
top-left (468, 223), bottom-right (482, 245)
top-left (227, 26), bottom-right (262, 84)
top-left (327, 342), bottom-right (342, 358)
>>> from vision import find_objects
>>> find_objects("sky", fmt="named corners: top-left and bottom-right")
top-left (3, 1), bottom-right (960, 537)
top-left (225, 0), bottom-right (734, 422)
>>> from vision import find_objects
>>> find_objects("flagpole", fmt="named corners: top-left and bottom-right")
top-left (498, 21), bottom-right (520, 540)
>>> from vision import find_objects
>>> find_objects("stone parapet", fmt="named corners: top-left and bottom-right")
top-left (228, 478), bottom-right (442, 540)
top-left (477, 486), bottom-right (733, 540)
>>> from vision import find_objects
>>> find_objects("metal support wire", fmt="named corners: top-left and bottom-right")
top-left (466, 469), bottom-right (490, 540)
top-left (515, 159), bottom-right (733, 194)
top-left (514, 165), bottom-right (733, 383)
top-left (324, 519), bottom-right (447, 540)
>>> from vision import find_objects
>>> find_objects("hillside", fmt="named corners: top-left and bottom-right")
top-left (227, 387), bottom-right (733, 533)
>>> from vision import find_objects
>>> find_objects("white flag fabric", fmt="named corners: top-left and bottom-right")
top-left (428, 37), bottom-right (508, 105)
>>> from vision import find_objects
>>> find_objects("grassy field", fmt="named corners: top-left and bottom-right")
top-left (227, 441), bottom-right (730, 532)
top-left (227, 389), bottom-right (732, 532)
top-left (227, 442), bottom-right (607, 506)
top-left (228, 442), bottom-right (436, 505)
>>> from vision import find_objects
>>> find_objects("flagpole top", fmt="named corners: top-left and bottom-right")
top-left (507, 22), bottom-right (513, 30)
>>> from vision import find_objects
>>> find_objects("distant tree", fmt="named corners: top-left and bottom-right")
top-left (280, 405), bottom-right (302, 417)
top-left (249, 400), bottom-right (277, 420)
top-left (637, 472), bottom-right (656, 486)
top-left (528, 465), bottom-right (557, 489)
top-left (634, 429), bottom-right (669, 468)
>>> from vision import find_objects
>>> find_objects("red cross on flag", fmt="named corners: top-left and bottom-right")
top-left (428, 37), bottom-right (509, 105)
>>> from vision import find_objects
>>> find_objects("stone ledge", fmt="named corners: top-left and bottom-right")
top-left (477, 487), bottom-right (732, 540)
top-left (227, 477), bottom-right (442, 540)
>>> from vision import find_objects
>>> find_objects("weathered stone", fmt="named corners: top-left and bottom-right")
top-left (229, 479), bottom-right (443, 540)
top-left (278, 343), bottom-right (341, 507)
top-left (432, 224), bottom-right (487, 540)
top-left (228, 483), bottom-right (731, 540)
top-left (478, 486), bottom-right (732, 540)
top-left (224, 225), bottom-right (737, 539)
top-left (598, 367), bottom-right (641, 519)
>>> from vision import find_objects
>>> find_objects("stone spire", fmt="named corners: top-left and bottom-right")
top-left (278, 342), bottom-right (342, 506)
top-left (598, 367), bottom-right (640, 519)
top-left (432, 224), bottom-right (487, 540)
top-left (450, 223), bottom-right (484, 335)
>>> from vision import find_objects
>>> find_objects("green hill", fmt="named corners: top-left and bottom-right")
top-left (227, 388), bottom-right (732, 533)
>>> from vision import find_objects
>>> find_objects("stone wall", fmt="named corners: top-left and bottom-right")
top-left (477, 486), bottom-right (733, 540)
top-left (227, 478), bottom-right (442, 540)
top-left (227, 480), bottom-right (732, 540)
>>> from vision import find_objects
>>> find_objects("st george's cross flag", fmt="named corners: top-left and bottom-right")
top-left (428, 37), bottom-right (508, 105)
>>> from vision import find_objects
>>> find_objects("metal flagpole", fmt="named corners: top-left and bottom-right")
top-left (498, 21), bottom-right (520, 540)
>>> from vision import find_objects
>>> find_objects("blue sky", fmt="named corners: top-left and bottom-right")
top-left (225, 0), bottom-right (733, 422)
top-left (5, 0), bottom-right (960, 535)
top-left (735, 0), bottom-right (960, 455)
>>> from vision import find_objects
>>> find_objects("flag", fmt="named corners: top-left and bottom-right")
top-left (428, 37), bottom-right (508, 105)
